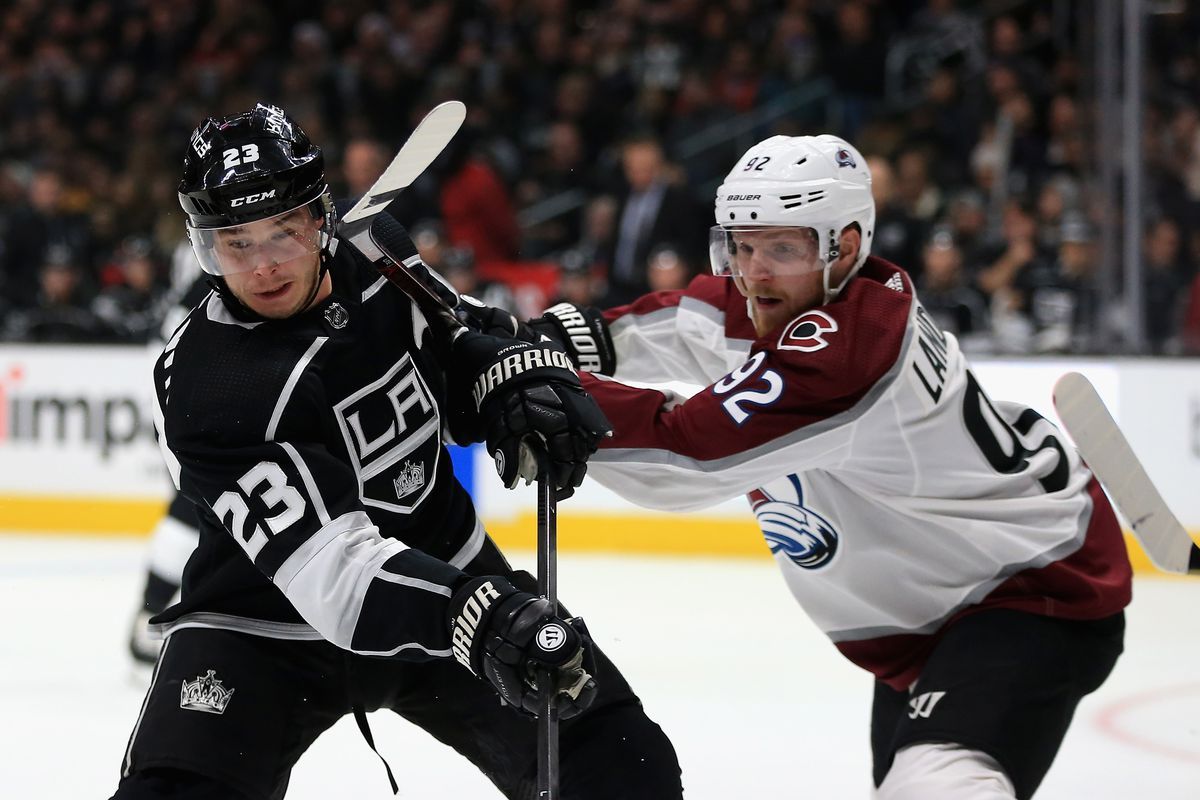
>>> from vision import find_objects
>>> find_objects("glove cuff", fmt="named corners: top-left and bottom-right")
top-left (448, 576), bottom-right (519, 676)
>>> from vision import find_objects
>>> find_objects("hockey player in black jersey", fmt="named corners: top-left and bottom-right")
top-left (110, 104), bottom-right (682, 800)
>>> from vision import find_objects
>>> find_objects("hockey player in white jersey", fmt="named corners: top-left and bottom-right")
top-left (463, 135), bottom-right (1132, 799)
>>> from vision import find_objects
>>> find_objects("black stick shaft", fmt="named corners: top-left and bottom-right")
top-left (536, 474), bottom-right (559, 799)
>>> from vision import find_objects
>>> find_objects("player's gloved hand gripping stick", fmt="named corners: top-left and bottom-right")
top-left (339, 100), bottom-right (604, 798)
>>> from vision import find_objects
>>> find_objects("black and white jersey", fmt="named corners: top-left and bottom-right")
top-left (151, 226), bottom-right (483, 660)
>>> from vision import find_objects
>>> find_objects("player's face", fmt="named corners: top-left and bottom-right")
top-left (218, 211), bottom-right (327, 318)
top-left (729, 228), bottom-right (827, 336)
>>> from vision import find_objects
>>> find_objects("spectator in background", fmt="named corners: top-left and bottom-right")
top-left (553, 249), bottom-right (602, 308)
top-left (978, 200), bottom-right (1048, 353)
top-left (563, 195), bottom-right (619, 296)
top-left (438, 125), bottom-right (522, 267)
top-left (917, 228), bottom-right (990, 351)
top-left (2, 168), bottom-right (92, 310)
top-left (1033, 177), bottom-right (1079, 254)
top-left (92, 236), bottom-right (168, 344)
top-left (710, 39), bottom-right (761, 114)
top-left (645, 245), bottom-right (691, 293)
top-left (944, 188), bottom-right (990, 273)
top-left (824, 0), bottom-right (887, 138)
top-left (1012, 213), bottom-right (1102, 354)
top-left (868, 154), bottom-right (926, 276)
top-left (603, 135), bottom-right (699, 305)
top-left (3, 244), bottom-right (108, 343)
top-left (339, 136), bottom-right (390, 199)
top-left (517, 119), bottom-right (592, 259)
top-left (894, 146), bottom-right (943, 223)
top-left (439, 245), bottom-right (517, 314)
top-left (1143, 217), bottom-right (1189, 354)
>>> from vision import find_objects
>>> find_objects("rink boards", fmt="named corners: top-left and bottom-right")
top-left (0, 344), bottom-right (1194, 573)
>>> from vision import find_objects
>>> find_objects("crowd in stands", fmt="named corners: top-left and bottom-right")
top-left (0, 0), bottom-right (1198, 354)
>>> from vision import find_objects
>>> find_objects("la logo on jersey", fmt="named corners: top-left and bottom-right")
top-left (779, 310), bottom-right (838, 352)
top-left (334, 354), bottom-right (440, 514)
top-left (750, 474), bottom-right (839, 569)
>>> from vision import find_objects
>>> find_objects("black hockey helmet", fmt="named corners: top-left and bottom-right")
top-left (178, 103), bottom-right (338, 283)
top-left (179, 103), bottom-right (329, 228)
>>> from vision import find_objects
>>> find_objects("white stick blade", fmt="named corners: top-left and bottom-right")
top-left (341, 100), bottom-right (467, 224)
top-left (1053, 371), bottom-right (1194, 574)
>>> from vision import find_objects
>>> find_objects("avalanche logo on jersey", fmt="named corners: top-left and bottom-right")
top-left (749, 475), bottom-right (839, 569)
top-left (779, 310), bottom-right (838, 353)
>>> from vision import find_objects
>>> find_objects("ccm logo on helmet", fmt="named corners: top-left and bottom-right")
top-left (230, 190), bottom-right (277, 207)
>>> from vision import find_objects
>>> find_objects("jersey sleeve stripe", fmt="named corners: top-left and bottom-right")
top-left (361, 275), bottom-right (388, 302)
top-left (278, 441), bottom-right (332, 526)
top-left (447, 516), bottom-right (486, 568)
top-left (266, 336), bottom-right (329, 441)
top-left (375, 570), bottom-right (453, 597)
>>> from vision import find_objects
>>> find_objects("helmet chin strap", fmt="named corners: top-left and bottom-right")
top-left (282, 194), bottom-right (341, 316)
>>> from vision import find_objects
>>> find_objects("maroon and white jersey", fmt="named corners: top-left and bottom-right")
top-left (583, 257), bottom-right (1132, 690)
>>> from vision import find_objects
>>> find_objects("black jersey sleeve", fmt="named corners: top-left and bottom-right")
top-left (153, 319), bottom-right (470, 659)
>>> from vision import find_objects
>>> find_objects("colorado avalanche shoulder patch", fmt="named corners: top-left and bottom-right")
top-left (778, 310), bottom-right (839, 353)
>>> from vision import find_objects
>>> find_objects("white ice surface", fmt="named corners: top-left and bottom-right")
top-left (2, 534), bottom-right (1198, 799)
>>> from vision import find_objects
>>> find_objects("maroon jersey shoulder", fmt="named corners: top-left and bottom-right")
top-left (756, 257), bottom-right (914, 410)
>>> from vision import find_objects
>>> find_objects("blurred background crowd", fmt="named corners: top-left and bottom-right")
top-left (0, 0), bottom-right (1197, 355)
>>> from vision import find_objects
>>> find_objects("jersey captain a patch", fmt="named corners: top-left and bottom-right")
top-left (333, 354), bottom-right (441, 514)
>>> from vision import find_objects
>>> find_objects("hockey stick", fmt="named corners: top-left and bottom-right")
top-left (340, 100), bottom-right (563, 795)
top-left (536, 468), bottom-right (560, 800)
top-left (340, 100), bottom-right (468, 333)
top-left (1052, 371), bottom-right (1200, 575)
top-left (341, 101), bottom-right (466, 225)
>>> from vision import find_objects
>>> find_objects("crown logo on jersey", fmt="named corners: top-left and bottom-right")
top-left (393, 460), bottom-right (426, 499)
top-left (180, 670), bottom-right (235, 715)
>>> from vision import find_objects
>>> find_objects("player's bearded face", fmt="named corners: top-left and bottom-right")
top-left (217, 211), bottom-right (326, 318)
top-left (728, 228), bottom-right (827, 337)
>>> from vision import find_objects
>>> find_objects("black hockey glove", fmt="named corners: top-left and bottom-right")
top-left (455, 294), bottom-right (534, 341)
top-left (449, 329), bottom-right (612, 497)
top-left (457, 296), bottom-right (617, 376)
top-left (449, 576), bottom-right (597, 719)
top-left (529, 302), bottom-right (617, 376)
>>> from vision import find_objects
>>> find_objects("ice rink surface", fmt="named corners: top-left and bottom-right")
top-left (3, 533), bottom-right (1199, 799)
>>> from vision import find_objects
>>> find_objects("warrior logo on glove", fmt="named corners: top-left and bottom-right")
top-left (471, 343), bottom-right (577, 411)
top-left (535, 623), bottom-right (567, 653)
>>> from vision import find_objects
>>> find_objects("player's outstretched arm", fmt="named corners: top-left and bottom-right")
top-left (448, 575), bottom-right (596, 719)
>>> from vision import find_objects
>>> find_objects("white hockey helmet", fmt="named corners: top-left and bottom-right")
top-left (710, 134), bottom-right (874, 302)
